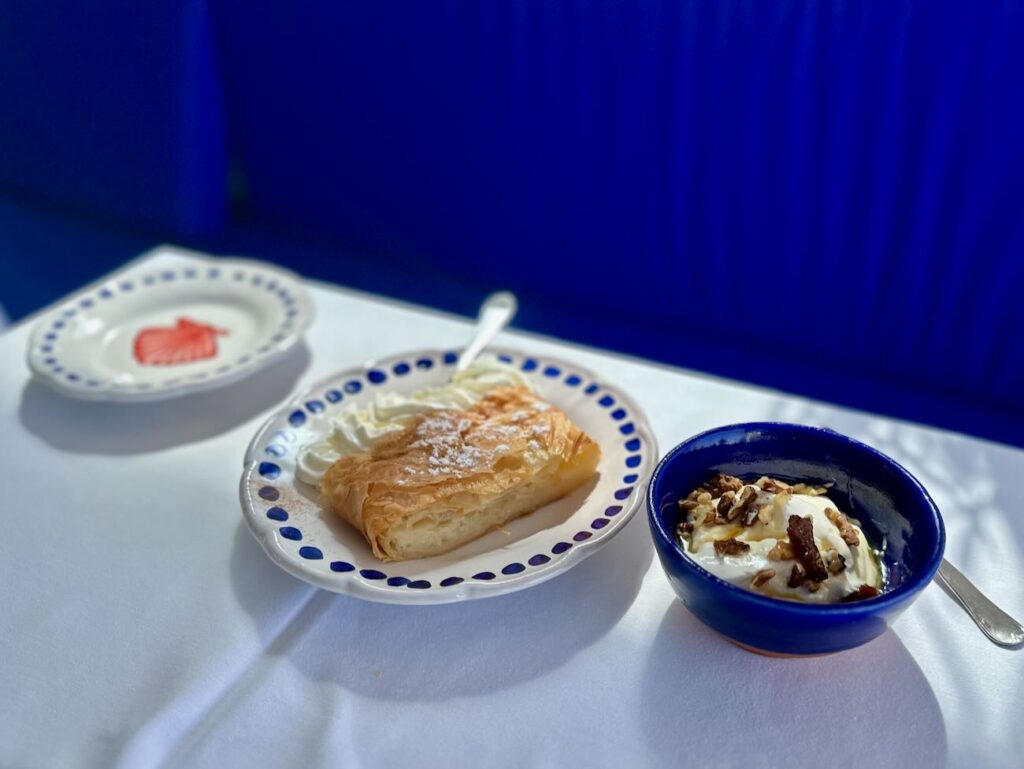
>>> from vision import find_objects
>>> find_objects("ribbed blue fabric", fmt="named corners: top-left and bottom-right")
top-left (214, 1), bottom-right (1024, 417)
top-left (0, 0), bottom-right (226, 234)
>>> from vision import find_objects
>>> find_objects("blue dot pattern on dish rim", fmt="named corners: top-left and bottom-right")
top-left (35, 265), bottom-right (303, 391)
top-left (250, 350), bottom-right (647, 591)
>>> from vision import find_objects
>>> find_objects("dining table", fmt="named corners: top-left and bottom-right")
top-left (2, 247), bottom-right (1021, 769)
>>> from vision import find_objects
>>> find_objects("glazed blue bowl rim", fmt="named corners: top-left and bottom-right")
top-left (647, 422), bottom-right (946, 616)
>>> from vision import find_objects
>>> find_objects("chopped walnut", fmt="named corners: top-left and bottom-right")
top-left (704, 473), bottom-right (744, 496)
top-left (825, 506), bottom-right (860, 547)
top-left (729, 486), bottom-right (759, 524)
top-left (768, 541), bottom-right (794, 561)
top-left (790, 482), bottom-right (832, 496)
top-left (702, 510), bottom-right (718, 526)
top-left (714, 538), bottom-right (751, 557)
top-left (678, 499), bottom-right (699, 512)
top-left (787, 515), bottom-right (829, 583)
top-left (751, 568), bottom-right (776, 588)
top-left (696, 491), bottom-right (712, 505)
top-left (677, 521), bottom-right (694, 539)
top-left (716, 491), bottom-right (736, 517)
top-left (758, 490), bottom-right (791, 527)
top-left (757, 476), bottom-right (791, 493)
top-left (806, 581), bottom-right (822, 593)
top-left (841, 585), bottom-right (880, 602)
top-left (788, 563), bottom-right (806, 587)
top-left (756, 503), bottom-right (774, 525)
top-left (826, 550), bottom-right (847, 575)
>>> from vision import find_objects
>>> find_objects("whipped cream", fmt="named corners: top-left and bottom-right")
top-left (683, 483), bottom-right (883, 603)
top-left (295, 357), bottom-right (533, 485)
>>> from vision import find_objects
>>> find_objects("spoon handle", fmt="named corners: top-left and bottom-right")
top-left (456, 292), bottom-right (518, 372)
top-left (936, 559), bottom-right (1024, 648)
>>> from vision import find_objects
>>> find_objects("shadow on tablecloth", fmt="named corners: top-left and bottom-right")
top-left (637, 602), bottom-right (947, 767)
top-left (229, 507), bottom-right (654, 701)
top-left (17, 343), bottom-right (310, 455)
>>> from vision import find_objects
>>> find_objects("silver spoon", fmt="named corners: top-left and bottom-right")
top-left (456, 291), bottom-right (518, 372)
top-left (935, 559), bottom-right (1024, 647)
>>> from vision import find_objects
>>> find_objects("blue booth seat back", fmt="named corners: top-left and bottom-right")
top-left (0, 0), bottom-right (226, 234)
top-left (216, 1), bottom-right (1023, 420)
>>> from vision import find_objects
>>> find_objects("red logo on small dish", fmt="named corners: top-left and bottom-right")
top-left (133, 318), bottom-right (228, 366)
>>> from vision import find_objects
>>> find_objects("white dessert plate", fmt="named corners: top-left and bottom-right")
top-left (26, 258), bottom-right (314, 402)
top-left (239, 348), bottom-right (657, 604)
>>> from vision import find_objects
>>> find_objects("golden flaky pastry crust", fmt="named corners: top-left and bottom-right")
top-left (320, 386), bottom-right (601, 561)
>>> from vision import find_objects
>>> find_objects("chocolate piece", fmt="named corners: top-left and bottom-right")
top-left (825, 507), bottom-right (860, 547)
top-left (788, 563), bottom-right (806, 587)
top-left (841, 585), bottom-right (880, 602)
top-left (751, 568), bottom-right (776, 588)
top-left (786, 515), bottom-right (828, 582)
top-left (768, 541), bottom-right (794, 561)
top-left (714, 538), bottom-right (750, 556)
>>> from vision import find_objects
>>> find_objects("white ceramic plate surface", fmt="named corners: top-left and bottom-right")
top-left (26, 258), bottom-right (313, 402)
top-left (239, 347), bottom-right (657, 604)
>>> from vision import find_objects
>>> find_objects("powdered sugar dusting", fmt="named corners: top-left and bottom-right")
top-left (399, 389), bottom-right (564, 482)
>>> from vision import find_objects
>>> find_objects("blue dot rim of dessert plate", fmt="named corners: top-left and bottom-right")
top-left (647, 422), bottom-right (945, 655)
top-left (25, 257), bottom-right (314, 402)
top-left (239, 347), bottom-right (657, 605)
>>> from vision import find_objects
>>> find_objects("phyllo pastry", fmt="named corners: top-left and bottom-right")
top-left (320, 386), bottom-right (600, 561)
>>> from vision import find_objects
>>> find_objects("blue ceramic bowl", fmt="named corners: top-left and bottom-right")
top-left (647, 423), bottom-right (945, 656)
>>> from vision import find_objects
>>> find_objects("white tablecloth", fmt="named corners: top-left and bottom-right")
top-left (2, 248), bottom-right (1022, 769)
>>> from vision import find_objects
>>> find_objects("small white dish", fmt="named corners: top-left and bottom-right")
top-left (239, 347), bottom-right (657, 604)
top-left (26, 258), bottom-right (314, 402)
